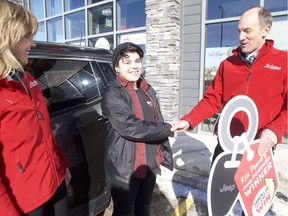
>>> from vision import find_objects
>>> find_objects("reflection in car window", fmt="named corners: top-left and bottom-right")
top-left (69, 67), bottom-right (100, 100)
top-left (28, 58), bottom-right (107, 111)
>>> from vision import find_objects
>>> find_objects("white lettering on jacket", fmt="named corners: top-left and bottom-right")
top-left (29, 80), bottom-right (38, 88)
top-left (264, 63), bottom-right (281, 70)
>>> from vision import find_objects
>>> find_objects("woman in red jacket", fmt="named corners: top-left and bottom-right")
top-left (0, 1), bottom-right (68, 216)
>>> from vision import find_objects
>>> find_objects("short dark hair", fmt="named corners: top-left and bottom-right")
top-left (112, 42), bottom-right (144, 69)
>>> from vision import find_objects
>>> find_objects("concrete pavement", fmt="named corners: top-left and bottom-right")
top-left (157, 131), bottom-right (288, 215)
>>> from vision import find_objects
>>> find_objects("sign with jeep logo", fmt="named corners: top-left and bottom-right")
top-left (207, 95), bottom-right (279, 216)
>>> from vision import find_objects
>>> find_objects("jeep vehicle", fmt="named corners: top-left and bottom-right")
top-left (28, 41), bottom-right (116, 216)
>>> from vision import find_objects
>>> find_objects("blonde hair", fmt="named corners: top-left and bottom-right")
top-left (0, 0), bottom-right (38, 79)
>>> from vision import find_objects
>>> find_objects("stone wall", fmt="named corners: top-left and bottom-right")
top-left (145, 0), bottom-right (180, 121)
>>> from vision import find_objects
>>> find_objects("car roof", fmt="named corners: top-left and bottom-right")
top-left (30, 41), bottom-right (113, 61)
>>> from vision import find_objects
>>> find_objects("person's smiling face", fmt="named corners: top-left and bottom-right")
top-left (11, 36), bottom-right (36, 66)
top-left (116, 52), bottom-right (142, 87)
top-left (237, 8), bottom-right (270, 55)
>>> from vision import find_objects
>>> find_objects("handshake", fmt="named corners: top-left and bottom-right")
top-left (167, 120), bottom-right (191, 139)
top-left (167, 120), bottom-right (278, 156)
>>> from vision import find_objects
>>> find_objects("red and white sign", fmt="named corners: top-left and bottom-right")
top-left (234, 141), bottom-right (279, 216)
top-left (207, 95), bottom-right (279, 216)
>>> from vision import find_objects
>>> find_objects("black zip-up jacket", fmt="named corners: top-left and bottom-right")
top-left (101, 77), bottom-right (173, 184)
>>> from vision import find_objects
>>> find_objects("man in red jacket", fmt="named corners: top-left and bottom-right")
top-left (172, 6), bottom-right (287, 160)
top-left (0, 1), bottom-right (68, 216)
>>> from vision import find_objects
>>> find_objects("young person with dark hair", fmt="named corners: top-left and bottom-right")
top-left (101, 42), bottom-right (175, 216)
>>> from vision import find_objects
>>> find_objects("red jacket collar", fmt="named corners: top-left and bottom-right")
top-left (232, 39), bottom-right (274, 57)
top-left (117, 75), bottom-right (150, 91)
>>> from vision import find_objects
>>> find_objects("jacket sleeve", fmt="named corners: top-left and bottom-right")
top-left (0, 178), bottom-right (20, 216)
top-left (101, 86), bottom-right (173, 142)
top-left (181, 63), bottom-right (224, 128)
top-left (264, 77), bottom-right (287, 143)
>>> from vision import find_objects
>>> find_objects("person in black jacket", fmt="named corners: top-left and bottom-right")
top-left (101, 42), bottom-right (175, 216)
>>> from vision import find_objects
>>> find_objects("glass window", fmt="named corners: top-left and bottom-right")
top-left (29, 0), bottom-right (44, 20)
top-left (65, 0), bottom-right (85, 11)
top-left (47, 17), bottom-right (64, 42)
top-left (117, 0), bottom-right (146, 30)
top-left (29, 59), bottom-right (90, 111)
top-left (29, 59), bottom-right (102, 105)
top-left (95, 62), bottom-right (116, 85)
top-left (65, 11), bottom-right (85, 39)
top-left (207, 0), bottom-right (259, 20)
top-left (206, 22), bottom-right (238, 48)
top-left (117, 32), bottom-right (146, 46)
top-left (66, 40), bottom-right (86, 46)
top-left (88, 3), bottom-right (113, 35)
top-left (202, 22), bottom-right (239, 132)
top-left (29, 58), bottom-right (116, 112)
top-left (69, 68), bottom-right (101, 100)
top-left (264, 0), bottom-right (288, 12)
top-left (88, 0), bottom-right (104, 4)
top-left (34, 22), bottom-right (46, 41)
top-left (88, 35), bottom-right (113, 50)
top-left (23, 0), bottom-right (29, 10)
top-left (205, 22), bottom-right (238, 91)
top-left (46, 0), bottom-right (62, 17)
top-left (267, 16), bottom-right (288, 51)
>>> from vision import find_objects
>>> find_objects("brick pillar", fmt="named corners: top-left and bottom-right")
top-left (145, 0), bottom-right (180, 121)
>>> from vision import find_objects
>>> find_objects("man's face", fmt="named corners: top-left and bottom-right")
top-left (237, 9), bottom-right (270, 54)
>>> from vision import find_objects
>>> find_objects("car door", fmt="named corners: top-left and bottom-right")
top-left (28, 57), bottom-right (115, 216)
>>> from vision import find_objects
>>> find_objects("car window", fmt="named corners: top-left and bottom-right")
top-left (90, 61), bottom-right (116, 95)
top-left (28, 58), bottom-right (109, 112)
top-left (68, 65), bottom-right (101, 100)
top-left (97, 62), bottom-right (116, 84)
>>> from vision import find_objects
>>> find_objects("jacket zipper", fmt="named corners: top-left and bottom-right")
top-left (35, 101), bottom-right (61, 185)
top-left (35, 109), bottom-right (42, 119)
top-left (15, 74), bottom-right (61, 184)
top-left (245, 64), bottom-right (252, 95)
top-left (16, 157), bottom-right (24, 173)
top-left (247, 68), bottom-right (252, 81)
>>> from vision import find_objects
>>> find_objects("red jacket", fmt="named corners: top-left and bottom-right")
top-left (182, 40), bottom-right (287, 143)
top-left (0, 72), bottom-right (68, 215)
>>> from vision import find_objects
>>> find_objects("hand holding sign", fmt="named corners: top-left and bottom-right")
top-left (207, 95), bottom-right (278, 216)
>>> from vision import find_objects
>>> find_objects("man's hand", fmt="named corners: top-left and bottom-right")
top-left (171, 120), bottom-right (190, 132)
top-left (258, 129), bottom-right (277, 155)
top-left (167, 122), bottom-right (178, 139)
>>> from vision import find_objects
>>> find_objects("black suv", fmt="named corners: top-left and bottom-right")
top-left (28, 42), bottom-right (116, 216)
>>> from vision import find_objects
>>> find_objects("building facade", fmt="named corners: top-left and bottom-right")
top-left (17, 0), bottom-right (288, 134)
